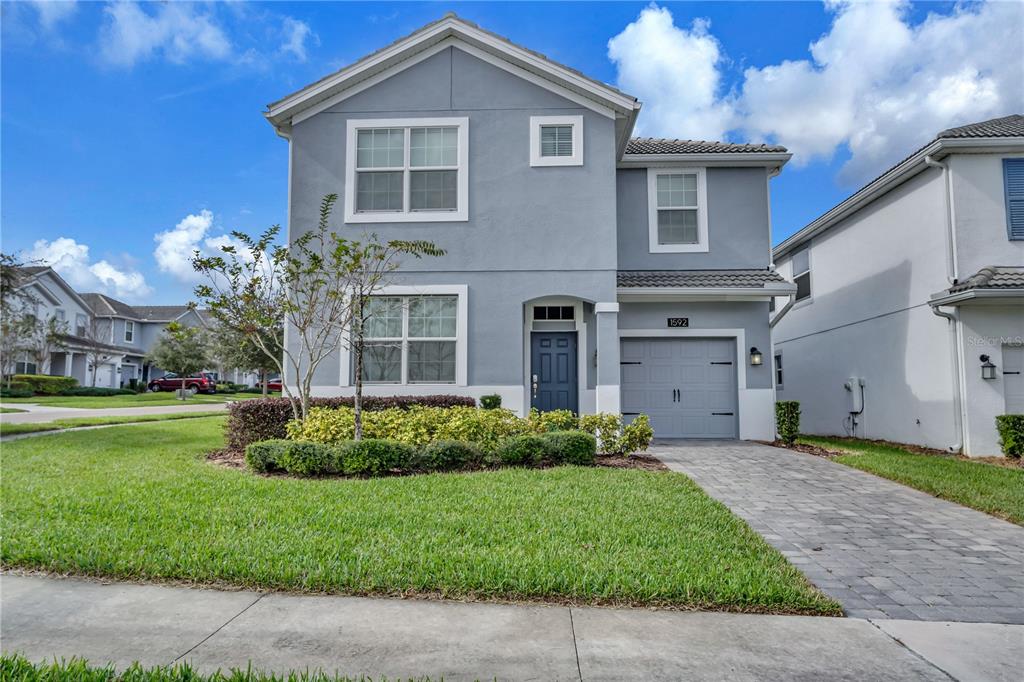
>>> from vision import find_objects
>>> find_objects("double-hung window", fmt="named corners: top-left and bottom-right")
top-left (75, 313), bottom-right (87, 337)
top-left (529, 115), bottom-right (583, 166)
top-left (647, 168), bottom-right (708, 252)
top-left (124, 320), bottom-right (135, 343)
top-left (792, 248), bottom-right (811, 302)
top-left (362, 295), bottom-right (458, 384)
top-left (345, 118), bottom-right (469, 223)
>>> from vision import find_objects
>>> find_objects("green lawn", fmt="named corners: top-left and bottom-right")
top-left (0, 411), bottom-right (226, 436)
top-left (0, 654), bottom-right (413, 682)
top-left (1, 418), bottom-right (837, 614)
top-left (800, 436), bottom-right (1024, 525)
top-left (0, 391), bottom-right (276, 409)
top-left (0, 406), bottom-right (26, 413)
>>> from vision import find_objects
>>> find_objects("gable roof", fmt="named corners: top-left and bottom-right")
top-left (11, 266), bottom-right (93, 311)
top-left (81, 292), bottom-right (139, 319)
top-left (131, 305), bottom-right (196, 322)
top-left (265, 13), bottom-right (641, 154)
top-left (774, 113), bottom-right (1024, 259)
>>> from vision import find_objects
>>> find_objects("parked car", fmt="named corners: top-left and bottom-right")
top-left (266, 378), bottom-right (282, 392)
top-left (148, 372), bottom-right (217, 394)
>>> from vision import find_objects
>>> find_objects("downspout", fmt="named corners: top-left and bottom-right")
top-left (931, 304), bottom-right (964, 453)
top-left (770, 294), bottom-right (796, 329)
top-left (924, 155), bottom-right (959, 284)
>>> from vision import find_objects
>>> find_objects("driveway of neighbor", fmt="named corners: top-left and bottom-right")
top-left (6, 574), bottom-right (1024, 681)
top-left (0, 401), bottom-right (231, 424)
top-left (650, 440), bottom-right (1024, 624)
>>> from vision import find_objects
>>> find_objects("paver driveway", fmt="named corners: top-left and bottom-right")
top-left (651, 440), bottom-right (1024, 623)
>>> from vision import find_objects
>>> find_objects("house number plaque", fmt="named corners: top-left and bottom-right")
top-left (667, 317), bottom-right (689, 328)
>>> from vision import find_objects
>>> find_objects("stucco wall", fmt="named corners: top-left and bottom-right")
top-left (949, 153), bottom-right (1024, 276)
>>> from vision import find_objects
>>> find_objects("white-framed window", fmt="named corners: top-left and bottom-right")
top-left (647, 168), bottom-right (709, 253)
top-left (75, 313), bottom-right (88, 336)
top-left (344, 117), bottom-right (469, 223)
top-left (124, 320), bottom-right (135, 343)
top-left (529, 115), bottom-right (583, 167)
top-left (53, 309), bottom-right (65, 323)
top-left (774, 353), bottom-right (783, 389)
top-left (15, 359), bottom-right (38, 375)
top-left (362, 294), bottom-right (459, 384)
top-left (792, 248), bottom-right (811, 302)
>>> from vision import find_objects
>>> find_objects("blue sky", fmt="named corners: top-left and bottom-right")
top-left (2, 1), bottom-right (1021, 303)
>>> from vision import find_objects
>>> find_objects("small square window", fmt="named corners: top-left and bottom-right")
top-left (530, 116), bottom-right (583, 167)
top-left (540, 125), bottom-right (573, 157)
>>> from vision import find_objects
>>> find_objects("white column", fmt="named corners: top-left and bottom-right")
top-left (64, 352), bottom-right (73, 378)
top-left (594, 302), bottom-right (621, 415)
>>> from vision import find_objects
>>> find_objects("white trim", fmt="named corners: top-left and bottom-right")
top-left (523, 297), bottom-right (589, 416)
top-left (344, 117), bottom-right (469, 224)
top-left (646, 167), bottom-right (709, 253)
top-left (596, 384), bottom-right (620, 415)
top-left (123, 320), bottom-right (135, 344)
top-left (594, 301), bottom-right (619, 313)
top-left (529, 115), bottom-right (584, 167)
top-left (619, 153), bottom-right (791, 169)
top-left (617, 286), bottom-right (795, 302)
top-left (338, 284), bottom-right (468, 387)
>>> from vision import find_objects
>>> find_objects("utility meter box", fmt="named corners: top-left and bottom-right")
top-left (844, 377), bottom-right (865, 414)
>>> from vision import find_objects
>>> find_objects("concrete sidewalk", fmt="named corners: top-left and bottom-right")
top-left (0, 401), bottom-right (230, 423)
top-left (3, 574), bottom-right (1022, 681)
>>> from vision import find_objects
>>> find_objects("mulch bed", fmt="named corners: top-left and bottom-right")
top-left (765, 438), bottom-right (1023, 469)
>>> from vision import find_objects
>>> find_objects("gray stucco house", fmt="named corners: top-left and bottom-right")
top-left (265, 14), bottom-right (795, 440)
top-left (773, 115), bottom-right (1024, 456)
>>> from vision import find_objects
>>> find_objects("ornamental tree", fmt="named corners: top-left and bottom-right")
top-left (146, 321), bottom-right (212, 399)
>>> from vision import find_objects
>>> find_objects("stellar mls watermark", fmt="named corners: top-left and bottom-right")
top-left (966, 335), bottom-right (1024, 346)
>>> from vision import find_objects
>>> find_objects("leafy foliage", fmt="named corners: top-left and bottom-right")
top-left (414, 440), bottom-right (482, 472)
top-left (775, 401), bottom-right (801, 445)
top-left (539, 430), bottom-right (597, 465)
top-left (146, 322), bottom-right (212, 398)
top-left (496, 434), bottom-right (547, 466)
top-left (337, 439), bottom-right (416, 476)
top-left (244, 439), bottom-right (290, 473)
top-left (12, 374), bottom-right (77, 395)
top-left (995, 414), bottom-right (1024, 459)
top-left (526, 408), bottom-right (578, 433)
top-left (478, 393), bottom-right (502, 410)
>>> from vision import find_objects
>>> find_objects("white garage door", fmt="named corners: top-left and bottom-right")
top-left (1004, 345), bottom-right (1024, 414)
top-left (621, 338), bottom-right (738, 439)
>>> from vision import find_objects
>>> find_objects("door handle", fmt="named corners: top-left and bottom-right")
top-left (531, 374), bottom-right (539, 399)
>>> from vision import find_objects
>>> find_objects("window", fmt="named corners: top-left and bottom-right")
top-left (774, 354), bottom-right (783, 389)
top-left (15, 360), bottom-right (38, 375)
top-left (54, 309), bottom-right (65, 323)
top-left (792, 248), bottom-right (811, 302)
top-left (124, 321), bottom-right (135, 343)
top-left (362, 295), bottom-right (458, 384)
top-left (529, 115), bottom-right (583, 167)
top-left (1004, 158), bottom-right (1024, 240)
top-left (345, 118), bottom-right (468, 223)
top-left (647, 168), bottom-right (708, 253)
top-left (533, 305), bottom-right (575, 321)
top-left (75, 313), bottom-right (88, 336)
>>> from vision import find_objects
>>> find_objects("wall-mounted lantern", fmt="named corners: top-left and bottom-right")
top-left (980, 354), bottom-right (997, 380)
top-left (750, 347), bottom-right (763, 366)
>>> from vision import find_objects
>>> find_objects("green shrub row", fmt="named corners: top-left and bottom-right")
top-left (246, 430), bottom-right (597, 477)
top-left (59, 387), bottom-right (135, 396)
top-left (995, 414), bottom-right (1024, 459)
top-left (1, 381), bottom-right (33, 398)
top-left (11, 374), bottom-right (78, 395)
top-left (287, 405), bottom-right (653, 456)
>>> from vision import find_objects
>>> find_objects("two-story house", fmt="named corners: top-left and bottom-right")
top-left (773, 115), bottom-right (1024, 456)
top-left (264, 14), bottom-right (794, 440)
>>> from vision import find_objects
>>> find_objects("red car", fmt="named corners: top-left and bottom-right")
top-left (148, 372), bottom-right (217, 394)
top-left (266, 378), bottom-right (283, 392)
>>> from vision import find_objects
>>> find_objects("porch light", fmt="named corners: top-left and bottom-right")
top-left (750, 347), bottom-right (763, 366)
top-left (980, 354), bottom-right (997, 380)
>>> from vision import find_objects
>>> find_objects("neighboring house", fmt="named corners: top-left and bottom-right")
top-left (264, 14), bottom-right (795, 439)
top-left (772, 114), bottom-right (1024, 456)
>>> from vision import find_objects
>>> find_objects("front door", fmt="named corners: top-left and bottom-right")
top-left (531, 332), bottom-right (578, 413)
top-left (1004, 345), bottom-right (1024, 414)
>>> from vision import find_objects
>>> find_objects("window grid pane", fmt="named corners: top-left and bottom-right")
top-left (362, 342), bottom-right (402, 383)
top-left (410, 127), bottom-right (457, 167)
top-left (408, 296), bottom-right (457, 338)
top-left (540, 125), bottom-right (573, 157)
top-left (656, 173), bottom-right (698, 208)
top-left (364, 297), bottom-right (404, 338)
top-left (407, 341), bottom-right (456, 383)
top-left (356, 128), bottom-right (404, 169)
top-left (356, 172), bottom-right (403, 212)
top-left (409, 170), bottom-right (457, 211)
top-left (657, 209), bottom-right (699, 244)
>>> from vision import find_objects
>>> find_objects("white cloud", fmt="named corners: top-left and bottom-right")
top-left (30, 0), bottom-right (77, 31)
top-left (279, 16), bottom-right (317, 62)
top-left (27, 237), bottom-right (152, 301)
top-left (98, 1), bottom-right (232, 68)
top-left (153, 210), bottom-right (256, 284)
top-left (608, 4), bottom-right (734, 141)
top-left (609, 1), bottom-right (1024, 184)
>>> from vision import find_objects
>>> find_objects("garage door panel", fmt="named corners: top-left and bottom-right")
top-left (620, 338), bottom-right (737, 439)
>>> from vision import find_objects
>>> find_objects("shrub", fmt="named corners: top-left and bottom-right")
top-left (621, 415), bottom-right (654, 454)
top-left (0, 383), bottom-right (32, 398)
top-left (13, 374), bottom-right (77, 395)
top-left (338, 439), bottom-right (416, 476)
top-left (277, 441), bottom-right (338, 477)
top-left (579, 413), bottom-right (624, 453)
top-left (540, 431), bottom-right (596, 465)
top-left (415, 440), bottom-right (482, 472)
top-left (496, 434), bottom-right (546, 467)
top-left (527, 408), bottom-right (578, 433)
top-left (244, 439), bottom-right (290, 473)
top-left (479, 394), bottom-right (502, 410)
top-left (995, 414), bottom-right (1024, 459)
top-left (59, 387), bottom-right (135, 397)
top-left (776, 401), bottom-right (801, 445)
top-left (226, 394), bottom-right (477, 450)
top-left (290, 405), bottom-right (530, 454)
top-left (216, 383), bottom-right (237, 394)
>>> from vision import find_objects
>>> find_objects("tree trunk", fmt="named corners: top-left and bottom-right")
top-left (353, 309), bottom-right (364, 441)
top-left (261, 368), bottom-right (268, 397)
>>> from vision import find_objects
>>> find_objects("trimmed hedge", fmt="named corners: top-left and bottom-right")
top-left (59, 387), bottom-right (135, 397)
top-left (226, 395), bottom-right (477, 450)
top-left (244, 439), bottom-right (290, 473)
top-left (479, 394), bottom-right (502, 409)
top-left (995, 414), bottom-right (1024, 459)
top-left (776, 401), bottom-right (801, 445)
top-left (540, 430), bottom-right (597, 465)
top-left (416, 440), bottom-right (481, 472)
top-left (338, 439), bottom-right (416, 476)
top-left (497, 434), bottom-right (547, 467)
top-left (13, 374), bottom-right (77, 395)
top-left (1, 381), bottom-right (33, 398)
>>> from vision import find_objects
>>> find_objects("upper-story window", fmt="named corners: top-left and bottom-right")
top-left (345, 118), bottom-right (469, 223)
top-left (53, 309), bottom-right (65, 323)
top-left (793, 247), bottom-right (811, 302)
top-left (529, 115), bottom-right (583, 167)
top-left (75, 313), bottom-right (88, 336)
top-left (647, 168), bottom-right (709, 253)
top-left (124, 320), bottom-right (135, 343)
top-left (1004, 158), bottom-right (1024, 240)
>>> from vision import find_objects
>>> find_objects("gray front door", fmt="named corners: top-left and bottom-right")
top-left (620, 338), bottom-right (738, 438)
top-left (531, 332), bottom-right (578, 413)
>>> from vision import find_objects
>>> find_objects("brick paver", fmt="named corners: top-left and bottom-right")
top-left (651, 440), bottom-right (1024, 623)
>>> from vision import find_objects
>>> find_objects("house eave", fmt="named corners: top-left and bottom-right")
top-left (929, 288), bottom-right (1024, 307)
top-left (617, 284), bottom-right (796, 302)
top-left (617, 152), bottom-right (792, 170)
top-left (773, 136), bottom-right (1024, 260)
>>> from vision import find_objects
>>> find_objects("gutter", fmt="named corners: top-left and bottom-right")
top-left (769, 294), bottom-right (796, 329)
top-left (930, 305), bottom-right (964, 454)
top-left (617, 152), bottom-right (791, 170)
top-left (928, 288), bottom-right (1024, 307)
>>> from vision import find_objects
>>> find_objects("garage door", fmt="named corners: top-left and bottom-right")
top-left (621, 338), bottom-right (738, 439)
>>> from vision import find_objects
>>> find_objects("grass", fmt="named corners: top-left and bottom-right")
top-left (0, 406), bottom-right (26, 413)
top-left (799, 436), bottom-right (1024, 525)
top-left (1, 418), bottom-right (838, 614)
top-left (0, 392), bottom-right (276, 409)
top-left (0, 411), bottom-right (226, 436)
top-left (0, 654), bottom-right (425, 682)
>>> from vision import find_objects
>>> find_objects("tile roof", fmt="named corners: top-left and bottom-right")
top-left (617, 269), bottom-right (793, 289)
top-left (625, 139), bottom-right (788, 155)
top-left (947, 266), bottom-right (1024, 293)
top-left (131, 305), bottom-right (195, 321)
top-left (937, 114), bottom-right (1024, 140)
